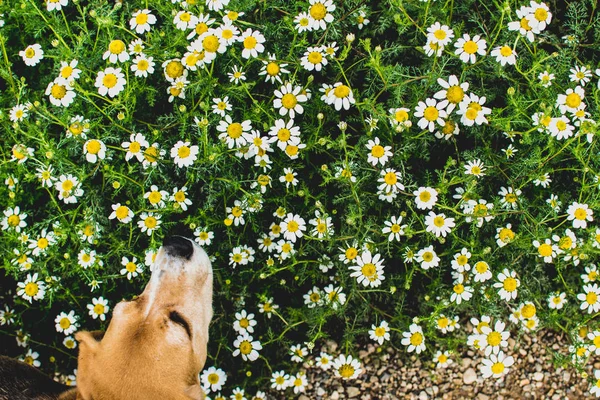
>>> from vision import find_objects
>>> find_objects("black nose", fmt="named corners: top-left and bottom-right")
top-left (162, 236), bottom-right (194, 259)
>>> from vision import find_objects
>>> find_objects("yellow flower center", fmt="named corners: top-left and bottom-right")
top-left (503, 277), bottom-right (517, 292)
top-left (179, 12), bottom-right (191, 22)
top-left (361, 263), bottom-right (376, 279)
top-left (375, 327), bottom-right (386, 337)
top-left (491, 362), bottom-right (505, 375)
top-left (231, 206), bottom-right (243, 217)
top-left (394, 109), bottom-right (409, 122)
top-left (174, 191), bottom-right (186, 202)
top-left (51, 84), bottom-right (67, 99)
top-left (438, 354), bottom-right (448, 363)
top-left (277, 128), bottom-right (291, 142)
top-left (521, 304), bottom-right (536, 319)
top-left (538, 243), bottom-right (553, 257)
top-left (310, 292), bottom-right (321, 302)
top-left (208, 373), bottom-right (219, 384)
top-left (165, 61), bottom-right (184, 79)
top-left (37, 238), bottom-right (49, 249)
top-left (287, 220), bottom-right (299, 232)
top-left (102, 74), bottom-right (117, 88)
top-left (81, 253), bottom-right (91, 262)
top-left (59, 317), bottom-right (71, 329)
top-left (60, 66), bottom-right (73, 79)
top-left (129, 141), bottom-right (141, 154)
top-left (125, 262), bottom-right (137, 273)
top-left (520, 17), bottom-right (532, 30)
top-left (446, 86), bottom-right (464, 103)
top-left (499, 228), bottom-right (515, 243)
top-left (453, 284), bottom-right (465, 294)
top-left (243, 36), bottom-right (257, 50)
top-left (144, 216), bottom-right (157, 229)
top-left (309, 3), bottom-right (327, 20)
top-left (239, 340), bottom-right (252, 355)
top-left (437, 317), bottom-right (449, 328)
top-left (587, 292), bottom-right (598, 305)
top-left (345, 247), bottom-right (358, 260)
top-left (281, 93), bottom-right (298, 109)
top-left (565, 93), bottom-right (582, 109)
top-left (87, 140), bottom-right (101, 155)
top-left (108, 40), bottom-right (125, 54)
top-left (423, 106), bottom-right (439, 122)
top-left (7, 215), bottom-right (20, 227)
top-left (266, 62), bottom-right (280, 76)
top-left (25, 282), bottom-right (39, 297)
top-left (177, 145), bottom-right (191, 159)
top-left (308, 51), bottom-right (323, 64)
top-left (463, 40), bottom-right (478, 54)
top-left (136, 13), bottom-right (148, 25)
top-left (226, 122), bottom-right (243, 139)
top-left (487, 331), bottom-right (502, 346)
top-left (534, 8), bottom-right (548, 22)
top-left (25, 48), bottom-right (35, 58)
top-left (115, 206), bottom-right (129, 220)
top-left (419, 191), bottom-right (431, 202)
top-left (574, 208), bottom-right (587, 220)
top-left (339, 364), bottom-right (355, 378)
top-left (239, 318), bottom-right (250, 328)
top-left (433, 216), bottom-right (446, 228)
top-left (465, 107), bottom-right (479, 120)
top-left (334, 85), bottom-right (350, 98)
top-left (391, 224), bottom-right (401, 233)
top-left (421, 251), bottom-right (433, 262)
top-left (500, 46), bottom-right (513, 57)
top-left (410, 332), bottom-right (423, 346)
top-left (93, 304), bottom-right (105, 315)
top-left (434, 29), bottom-right (446, 40)
top-left (384, 171), bottom-right (397, 185)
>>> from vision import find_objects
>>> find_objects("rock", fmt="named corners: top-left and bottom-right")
top-left (347, 387), bottom-right (360, 398)
top-left (317, 387), bottom-right (326, 396)
top-left (520, 379), bottom-right (530, 387)
top-left (477, 394), bottom-right (490, 400)
top-left (418, 391), bottom-right (428, 400)
top-left (563, 371), bottom-right (571, 383)
top-left (462, 357), bottom-right (472, 368)
top-left (463, 368), bottom-right (477, 385)
top-left (330, 391), bottom-right (340, 400)
top-left (533, 372), bottom-right (544, 382)
top-left (299, 396), bottom-right (310, 400)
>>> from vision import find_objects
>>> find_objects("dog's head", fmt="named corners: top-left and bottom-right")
top-left (74, 236), bottom-right (213, 400)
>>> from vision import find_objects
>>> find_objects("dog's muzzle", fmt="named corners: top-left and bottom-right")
top-left (162, 236), bottom-right (194, 259)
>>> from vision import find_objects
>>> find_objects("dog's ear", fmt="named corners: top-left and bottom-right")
top-left (75, 331), bottom-right (101, 359)
top-left (184, 384), bottom-right (205, 399)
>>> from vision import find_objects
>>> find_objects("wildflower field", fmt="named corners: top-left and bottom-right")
top-left (1, 0), bottom-right (600, 397)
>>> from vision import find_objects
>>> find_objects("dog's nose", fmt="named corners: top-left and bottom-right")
top-left (162, 236), bottom-right (194, 259)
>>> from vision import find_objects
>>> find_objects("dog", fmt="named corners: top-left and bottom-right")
top-left (0, 236), bottom-right (213, 400)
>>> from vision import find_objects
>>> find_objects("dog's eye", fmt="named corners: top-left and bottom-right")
top-left (169, 310), bottom-right (192, 339)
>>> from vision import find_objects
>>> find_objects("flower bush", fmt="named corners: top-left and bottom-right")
top-left (1, 0), bottom-right (600, 397)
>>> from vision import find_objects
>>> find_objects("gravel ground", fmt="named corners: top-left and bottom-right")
top-left (269, 329), bottom-right (595, 399)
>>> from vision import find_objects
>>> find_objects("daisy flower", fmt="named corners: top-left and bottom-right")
top-left (57, 59), bottom-right (81, 84)
top-left (308, 0), bottom-right (336, 31)
top-left (55, 174), bottom-right (84, 204)
top-left (301, 46), bottom-right (327, 71)
top-left (217, 115), bottom-right (252, 149)
top-left (464, 159), bottom-right (486, 178)
top-left (193, 227), bottom-right (214, 246)
top-left (491, 45), bottom-right (517, 66)
top-left (479, 320), bottom-right (509, 356)
top-left (9, 104), bottom-right (28, 122)
top-left (556, 86), bottom-right (585, 114)
top-left (304, 286), bottom-right (323, 308)
top-left (316, 352), bottom-right (332, 370)
top-left (457, 93), bottom-right (491, 126)
top-left (28, 229), bottom-right (57, 256)
top-left (206, 0), bottom-right (230, 12)
top-left (414, 98), bottom-right (447, 132)
top-left (45, 79), bottom-right (76, 107)
top-left (131, 55), bottom-right (155, 78)
top-left (365, 137), bottom-right (392, 166)
top-left (171, 141), bottom-right (198, 168)
top-left (17, 273), bottom-right (46, 303)
top-left (212, 96), bottom-right (232, 117)
top-left (450, 282), bottom-right (473, 304)
top-left (280, 213), bottom-right (306, 243)
top-left (233, 310), bottom-right (257, 334)
top-left (109, 203), bottom-right (134, 223)
top-left (103, 40), bottom-right (129, 63)
top-left (454, 33), bottom-right (487, 64)
top-left (19, 44), bottom-right (44, 66)
top-left (451, 248), bottom-right (472, 272)
top-left (413, 187), bottom-right (438, 210)
top-left (290, 372), bottom-right (308, 394)
top-left (46, 0), bottom-right (68, 11)
top-left (433, 75), bottom-right (469, 113)
top-left (382, 216), bottom-right (407, 242)
top-left (569, 65), bottom-right (593, 86)
top-left (548, 116), bottom-right (574, 140)
top-left (327, 82), bottom-right (355, 111)
top-left (401, 324), bottom-right (426, 354)
top-left (494, 269), bottom-right (520, 301)
top-left (323, 284), bottom-right (347, 309)
top-left (533, 173), bottom-right (551, 188)
top-left (388, 107), bottom-right (412, 131)
top-left (579, 284), bottom-right (600, 313)
top-left (495, 224), bottom-right (516, 248)
top-left (200, 366), bottom-right (227, 393)
top-left (279, 167), bottom-right (299, 188)
top-left (239, 28), bottom-right (265, 59)
top-left (87, 297), bottom-right (110, 321)
top-left (369, 321), bottom-right (390, 345)
top-left (2, 206), bottom-right (27, 232)
top-left (232, 332), bottom-right (262, 361)
top-left (526, 1), bottom-right (552, 32)
top-left (259, 54), bottom-right (290, 84)
top-left (308, 210), bottom-right (334, 238)
top-left (590, 370), bottom-right (600, 397)
top-left (294, 11), bottom-right (312, 32)
top-left (538, 71), bottom-right (555, 87)
top-left (77, 249), bottom-right (97, 269)
top-left (480, 351), bottom-right (514, 378)
top-left (423, 39), bottom-right (444, 57)
top-left (95, 67), bottom-right (126, 98)
top-left (171, 187), bottom-right (192, 211)
top-left (273, 83), bottom-right (307, 119)
top-left (582, 265), bottom-right (599, 284)
top-left (332, 354), bottom-right (362, 380)
top-left (566, 201), bottom-right (593, 229)
top-left (547, 292), bottom-right (566, 310)
top-left (173, 10), bottom-right (198, 30)
top-left (258, 298), bottom-right (278, 318)
top-left (130, 9), bottom-right (156, 34)
top-left (498, 187), bottom-right (521, 210)
top-left (226, 200), bottom-right (246, 226)
top-left (55, 311), bottom-right (78, 335)
top-left (508, 6), bottom-right (535, 42)
top-left (65, 115), bottom-right (90, 138)
top-left (83, 139), bottom-right (106, 163)
top-left (120, 257), bottom-right (142, 280)
top-left (19, 349), bottom-right (41, 368)
top-left (425, 211), bottom-right (455, 238)
top-left (267, 118), bottom-right (300, 151)
top-left (349, 250), bottom-right (386, 287)
top-left (122, 133), bottom-right (149, 162)
top-left (378, 168), bottom-right (404, 193)
top-left (138, 212), bottom-right (162, 236)
top-left (434, 351), bottom-right (453, 368)
top-left (270, 371), bottom-right (290, 391)
top-left (426, 22), bottom-right (454, 46)
top-left (416, 245), bottom-right (440, 270)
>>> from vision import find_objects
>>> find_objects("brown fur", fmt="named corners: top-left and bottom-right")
top-left (1, 239), bottom-right (212, 400)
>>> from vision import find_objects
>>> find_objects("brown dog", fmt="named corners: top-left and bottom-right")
top-left (0, 236), bottom-right (213, 400)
